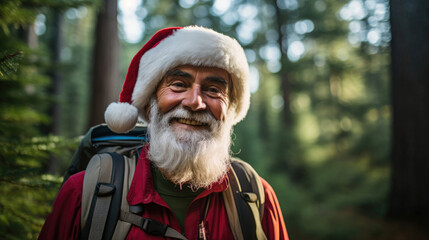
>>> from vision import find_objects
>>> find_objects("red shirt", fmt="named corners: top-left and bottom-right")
top-left (39, 148), bottom-right (289, 239)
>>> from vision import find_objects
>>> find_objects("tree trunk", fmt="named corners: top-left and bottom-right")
top-left (272, 0), bottom-right (293, 126)
top-left (48, 11), bottom-right (63, 174)
top-left (25, 23), bottom-right (38, 49)
top-left (49, 11), bottom-right (63, 136)
top-left (89, 0), bottom-right (119, 127)
top-left (388, 0), bottom-right (429, 224)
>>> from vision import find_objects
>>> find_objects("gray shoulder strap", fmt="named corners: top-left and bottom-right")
top-left (81, 152), bottom-right (137, 240)
top-left (222, 158), bottom-right (267, 240)
top-left (81, 153), bottom-right (112, 232)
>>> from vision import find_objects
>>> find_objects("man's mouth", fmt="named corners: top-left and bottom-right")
top-left (173, 118), bottom-right (209, 127)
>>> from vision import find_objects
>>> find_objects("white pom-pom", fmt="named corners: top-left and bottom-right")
top-left (104, 102), bottom-right (138, 133)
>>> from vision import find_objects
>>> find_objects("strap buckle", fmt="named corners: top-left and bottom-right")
top-left (241, 192), bottom-right (258, 202)
top-left (96, 183), bottom-right (116, 196)
top-left (129, 204), bottom-right (144, 215)
top-left (140, 218), bottom-right (168, 236)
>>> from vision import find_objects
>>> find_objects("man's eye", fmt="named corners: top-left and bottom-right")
top-left (171, 82), bottom-right (185, 88)
top-left (208, 87), bottom-right (220, 93)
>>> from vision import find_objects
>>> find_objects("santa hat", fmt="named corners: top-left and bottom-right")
top-left (104, 26), bottom-right (250, 133)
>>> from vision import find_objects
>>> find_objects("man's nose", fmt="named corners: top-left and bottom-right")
top-left (182, 85), bottom-right (206, 111)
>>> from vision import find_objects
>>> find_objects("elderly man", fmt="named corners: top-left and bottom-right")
top-left (39, 26), bottom-right (288, 240)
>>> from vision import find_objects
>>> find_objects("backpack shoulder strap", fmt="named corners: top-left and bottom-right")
top-left (81, 151), bottom-right (137, 240)
top-left (222, 158), bottom-right (267, 240)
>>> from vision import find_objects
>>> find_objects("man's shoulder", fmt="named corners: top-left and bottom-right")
top-left (229, 158), bottom-right (277, 196)
top-left (67, 170), bottom-right (85, 184)
top-left (230, 157), bottom-right (256, 171)
top-left (60, 171), bottom-right (85, 195)
top-left (259, 177), bottom-right (274, 192)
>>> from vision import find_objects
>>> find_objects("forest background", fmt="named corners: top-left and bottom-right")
top-left (1, 0), bottom-right (428, 239)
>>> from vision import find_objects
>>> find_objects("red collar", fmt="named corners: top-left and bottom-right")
top-left (127, 146), bottom-right (228, 207)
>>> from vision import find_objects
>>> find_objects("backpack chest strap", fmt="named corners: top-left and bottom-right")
top-left (119, 210), bottom-right (188, 240)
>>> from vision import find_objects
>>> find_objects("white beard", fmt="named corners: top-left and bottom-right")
top-left (147, 99), bottom-right (233, 189)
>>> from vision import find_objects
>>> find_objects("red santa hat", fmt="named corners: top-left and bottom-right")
top-left (104, 26), bottom-right (250, 133)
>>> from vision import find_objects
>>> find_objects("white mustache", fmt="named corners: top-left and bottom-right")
top-left (163, 107), bottom-right (217, 129)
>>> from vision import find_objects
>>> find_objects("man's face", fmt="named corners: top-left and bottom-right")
top-left (155, 65), bottom-right (230, 130)
top-left (147, 65), bottom-right (233, 188)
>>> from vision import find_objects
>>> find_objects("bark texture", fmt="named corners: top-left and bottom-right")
top-left (89, 0), bottom-right (120, 127)
top-left (388, 0), bottom-right (429, 223)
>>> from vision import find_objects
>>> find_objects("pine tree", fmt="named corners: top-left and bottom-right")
top-left (0, 1), bottom-right (89, 238)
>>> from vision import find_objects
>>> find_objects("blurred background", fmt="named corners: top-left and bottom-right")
top-left (1, 0), bottom-right (428, 239)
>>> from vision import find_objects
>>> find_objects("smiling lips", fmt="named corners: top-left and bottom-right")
top-left (173, 118), bottom-right (208, 127)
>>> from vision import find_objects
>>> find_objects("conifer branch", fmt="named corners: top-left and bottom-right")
top-left (0, 51), bottom-right (23, 77)
top-left (0, 51), bottom-right (23, 63)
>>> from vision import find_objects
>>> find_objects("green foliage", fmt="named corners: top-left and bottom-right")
top-left (0, 65), bottom-right (70, 239)
top-left (0, 175), bottom-right (60, 240)
top-left (0, 0), bottom-right (89, 238)
top-left (0, 136), bottom-right (68, 239)
top-left (0, 1), bottom-right (38, 36)
top-left (0, 0), bottom-right (92, 37)
top-left (0, 52), bottom-right (71, 239)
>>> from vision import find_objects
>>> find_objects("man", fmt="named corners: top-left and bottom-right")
top-left (39, 26), bottom-right (288, 239)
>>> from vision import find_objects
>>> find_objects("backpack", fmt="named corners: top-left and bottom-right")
top-left (64, 124), bottom-right (267, 240)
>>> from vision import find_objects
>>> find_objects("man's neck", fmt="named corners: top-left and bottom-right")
top-left (152, 164), bottom-right (204, 196)
top-left (151, 164), bottom-right (204, 231)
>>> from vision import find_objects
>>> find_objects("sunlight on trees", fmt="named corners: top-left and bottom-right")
top-left (118, 0), bottom-right (144, 43)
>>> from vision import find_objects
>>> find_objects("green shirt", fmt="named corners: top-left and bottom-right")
top-left (151, 165), bottom-right (203, 231)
